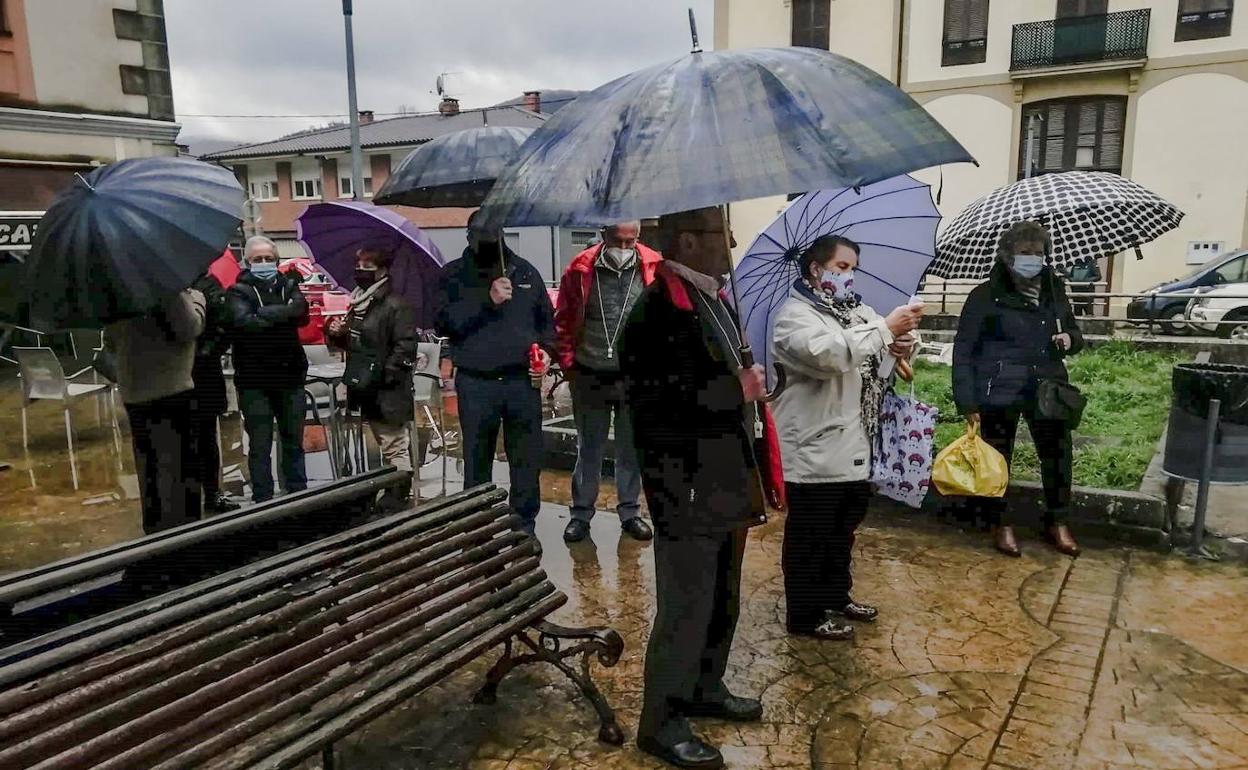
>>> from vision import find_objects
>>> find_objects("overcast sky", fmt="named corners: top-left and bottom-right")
top-left (166, 0), bottom-right (716, 151)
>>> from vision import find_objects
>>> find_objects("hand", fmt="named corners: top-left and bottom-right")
top-left (489, 277), bottom-right (513, 305)
top-left (737, 364), bottom-right (767, 403)
top-left (326, 317), bottom-right (345, 336)
top-left (888, 333), bottom-right (916, 359)
top-left (1052, 333), bottom-right (1073, 352)
top-left (884, 304), bottom-right (923, 338)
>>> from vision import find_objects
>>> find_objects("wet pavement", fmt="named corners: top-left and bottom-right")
top-left (2, 376), bottom-right (1247, 768)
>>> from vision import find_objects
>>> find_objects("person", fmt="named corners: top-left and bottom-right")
top-left (189, 271), bottom-right (239, 514)
top-left (953, 221), bottom-right (1083, 558)
top-left (620, 206), bottom-right (779, 770)
top-left (1064, 256), bottom-right (1102, 317)
top-left (770, 235), bottom-right (922, 641)
top-left (325, 243), bottom-right (419, 512)
top-left (226, 235), bottom-right (309, 504)
top-left (434, 212), bottom-right (555, 537)
top-left (105, 288), bottom-right (205, 533)
top-left (555, 221), bottom-right (662, 544)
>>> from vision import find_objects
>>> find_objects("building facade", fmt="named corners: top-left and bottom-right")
top-left (713, 0), bottom-right (1248, 303)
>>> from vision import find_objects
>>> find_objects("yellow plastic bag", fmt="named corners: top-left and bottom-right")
top-left (932, 421), bottom-right (1009, 498)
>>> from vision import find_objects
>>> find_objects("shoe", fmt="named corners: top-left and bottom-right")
top-left (636, 736), bottom-right (724, 769)
top-left (791, 617), bottom-right (855, 641)
top-left (563, 519), bottom-right (591, 543)
top-left (621, 517), bottom-right (654, 541)
top-left (994, 526), bottom-right (1022, 558)
top-left (376, 485), bottom-right (410, 514)
top-left (1046, 524), bottom-right (1081, 557)
top-left (833, 601), bottom-right (878, 623)
top-left (204, 493), bottom-right (240, 514)
top-left (676, 694), bottom-right (763, 722)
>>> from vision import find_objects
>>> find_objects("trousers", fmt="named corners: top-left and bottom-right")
top-left (782, 481), bottom-right (871, 632)
top-left (977, 406), bottom-right (1072, 527)
top-left (569, 370), bottom-right (642, 523)
top-left (456, 371), bottom-right (543, 531)
top-left (238, 387), bottom-right (307, 503)
top-left (125, 390), bottom-right (201, 534)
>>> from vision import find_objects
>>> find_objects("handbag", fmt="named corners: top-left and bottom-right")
top-left (871, 383), bottom-right (939, 508)
top-left (1036, 272), bottom-right (1086, 428)
top-left (343, 349), bottom-right (382, 392)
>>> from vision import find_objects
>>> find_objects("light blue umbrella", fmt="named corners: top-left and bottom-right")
top-left (735, 176), bottom-right (941, 387)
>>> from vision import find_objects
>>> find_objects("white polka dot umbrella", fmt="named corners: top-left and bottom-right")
top-left (929, 171), bottom-right (1184, 280)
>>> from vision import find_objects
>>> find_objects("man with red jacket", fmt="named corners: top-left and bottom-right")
top-left (555, 221), bottom-right (662, 543)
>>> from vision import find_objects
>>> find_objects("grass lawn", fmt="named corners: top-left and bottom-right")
top-left (910, 341), bottom-right (1183, 491)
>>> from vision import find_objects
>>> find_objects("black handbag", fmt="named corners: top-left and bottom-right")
top-left (343, 349), bottom-right (382, 392)
top-left (1036, 272), bottom-right (1086, 428)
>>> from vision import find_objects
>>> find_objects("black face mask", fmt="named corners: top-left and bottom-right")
top-left (354, 268), bottom-right (379, 288)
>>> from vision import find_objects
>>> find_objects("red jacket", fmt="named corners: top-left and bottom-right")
top-left (554, 242), bottom-right (663, 372)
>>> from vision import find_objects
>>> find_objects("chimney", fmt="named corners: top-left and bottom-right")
top-left (438, 97), bottom-right (460, 116)
top-left (523, 90), bottom-right (541, 114)
top-left (358, 110), bottom-right (374, 124)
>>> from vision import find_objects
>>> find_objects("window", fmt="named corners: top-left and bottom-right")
top-left (1056, 0), bottom-right (1108, 17)
top-left (1018, 97), bottom-right (1126, 178)
top-left (791, 0), bottom-right (830, 49)
top-left (943, 0), bottom-right (990, 66)
top-left (338, 175), bottom-right (373, 198)
top-left (292, 178), bottom-right (321, 200)
top-left (1176, 0), bottom-right (1233, 41)
top-left (248, 180), bottom-right (279, 201)
top-left (0, 1), bottom-right (10, 35)
top-left (1214, 255), bottom-right (1247, 284)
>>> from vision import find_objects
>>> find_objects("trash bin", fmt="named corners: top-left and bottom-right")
top-left (1163, 362), bottom-right (1248, 483)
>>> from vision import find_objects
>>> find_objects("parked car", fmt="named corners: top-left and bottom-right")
top-left (1127, 249), bottom-right (1248, 334)
top-left (1186, 282), bottom-right (1248, 341)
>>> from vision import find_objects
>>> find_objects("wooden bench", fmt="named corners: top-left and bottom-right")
top-left (0, 485), bottom-right (625, 769)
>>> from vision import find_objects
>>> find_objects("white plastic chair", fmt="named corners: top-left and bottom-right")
top-left (14, 346), bottom-right (119, 489)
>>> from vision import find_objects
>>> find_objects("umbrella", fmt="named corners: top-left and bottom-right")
top-left (929, 171), bottom-right (1184, 280)
top-left (26, 157), bottom-right (244, 329)
top-left (207, 249), bottom-right (241, 289)
top-left (295, 201), bottom-right (446, 328)
top-left (736, 175), bottom-right (941, 387)
top-left (374, 126), bottom-right (536, 208)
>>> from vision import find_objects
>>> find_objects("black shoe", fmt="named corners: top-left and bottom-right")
top-left (621, 517), bottom-right (654, 541)
top-left (636, 736), bottom-right (724, 769)
top-left (833, 601), bottom-right (879, 623)
top-left (563, 519), bottom-right (591, 543)
top-left (676, 694), bottom-right (763, 722)
top-left (376, 486), bottom-right (410, 514)
top-left (204, 493), bottom-right (240, 514)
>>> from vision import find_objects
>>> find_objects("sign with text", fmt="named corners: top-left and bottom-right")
top-left (0, 213), bottom-right (42, 257)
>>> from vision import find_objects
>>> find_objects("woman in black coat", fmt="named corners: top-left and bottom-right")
top-left (326, 243), bottom-right (418, 512)
top-left (952, 221), bottom-right (1083, 558)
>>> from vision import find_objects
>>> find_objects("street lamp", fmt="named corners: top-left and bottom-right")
top-left (342, 0), bottom-right (364, 201)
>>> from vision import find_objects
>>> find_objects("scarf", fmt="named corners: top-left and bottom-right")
top-left (795, 278), bottom-right (887, 443)
top-left (348, 275), bottom-right (390, 317)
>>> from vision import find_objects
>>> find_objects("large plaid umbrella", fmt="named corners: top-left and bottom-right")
top-left (929, 171), bottom-right (1184, 280)
top-left (374, 126), bottom-right (535, 208)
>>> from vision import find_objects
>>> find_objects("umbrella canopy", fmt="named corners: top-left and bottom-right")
top-left (736, 176), bottom-right (941, 387)
top-left (207, 249), bottom-right (241, 289)
top-left (26, 157), bottom-right (244, 329)
top-left (374, 126), bottom-right (536, 208)
top-left (477, 46), bottom-right (974, 229)
top-left (929, 171), bottom-right (1184, 280)
top-left (295, 201), bottom-right (446, 328)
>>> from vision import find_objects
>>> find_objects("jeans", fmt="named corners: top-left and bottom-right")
top-left (125, 390), bottom-right (201, 533)
top-left (456, 371), bottom-right (543, 531)
top-left (782, 481), bottom-right (870, 632)
top-left (978, 406), bottom-right (1072, 528)
top-left (569, 370), bottom-right (642, 523)
top-left (239, 388), bottom-right (307, 503)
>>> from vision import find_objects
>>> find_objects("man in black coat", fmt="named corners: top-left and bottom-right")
top-left (226, 236), bottom-right (309, 504)
top-left (434, 213), bottom-right (555, 536)
top-left (620, 207), bottom-right (769, 770)
top-left (190, 271), bottom-right (239, 514)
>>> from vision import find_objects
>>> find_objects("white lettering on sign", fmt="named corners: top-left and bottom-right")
top-left (0, 217), bottom-right (41, 251)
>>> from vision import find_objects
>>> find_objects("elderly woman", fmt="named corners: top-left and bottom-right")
top-left (771, 235), bottom-right (923, 641)
top-left (326, 243), bottom-right (419, 512)
top-left (953, 221), bottom-right (1083, 558)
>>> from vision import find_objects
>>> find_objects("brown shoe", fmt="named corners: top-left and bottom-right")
top-left (993, 526), bottom-right (1022, 558)
top-left (1046, 524), bottom-right (1080, 557)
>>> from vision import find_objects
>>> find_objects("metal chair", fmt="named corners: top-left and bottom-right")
top-left (14, 346), bottom-right (119, 489)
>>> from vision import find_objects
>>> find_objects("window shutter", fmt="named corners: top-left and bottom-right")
top-left (1099, 100), bottom-right (1125, 169)
top-left (944, 0), bottom-right (966, 40)
top-left (966, 0), bottom-right (989, 40)
top-left (1043, 104), bottom-right (1066, 170)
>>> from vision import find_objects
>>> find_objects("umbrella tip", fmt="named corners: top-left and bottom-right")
top-left (688, 8), bottom-right (703, 53)
top-left (74, 172), bottom-right (97, 193)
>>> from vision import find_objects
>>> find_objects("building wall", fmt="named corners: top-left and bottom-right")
top-left (0, 0), bottom-right (35, 101)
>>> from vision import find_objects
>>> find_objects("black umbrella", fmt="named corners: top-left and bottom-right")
top-left (26, 157), bottom-right (244, 329)
top-left (374, 126), bottom-right (536, 208)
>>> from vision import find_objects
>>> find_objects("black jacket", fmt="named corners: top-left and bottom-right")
top-left (953, 264), bottom-right (1085, 415)
top-left (620, 274), bottom-right (766, 538)
top-left (226, 270), bottom-right (309, 391)
top-left (190, 273), bottom-right (231, 415)
top-left (332, 281), bottom-right (419, 425)
top-left (434, 243), bottom-right (555, 376)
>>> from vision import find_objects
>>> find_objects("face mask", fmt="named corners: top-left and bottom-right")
top-left (354, 267), bottom-right (379, 288)
top-left (250, 261), bottom-right (279, 279)
top-left (1010, 254), bottom-right (1045, 280)
top-left (601, 247), bottom-right (636, 270)
top-left (819, 269), bottom-right (855, 301)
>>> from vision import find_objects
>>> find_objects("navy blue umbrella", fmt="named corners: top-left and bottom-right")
top-left (375, 126), bottom-right (536, 208)
top-left (26, 157), bottom-right (244, 329)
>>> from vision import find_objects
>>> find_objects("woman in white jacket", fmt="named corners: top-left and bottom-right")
top-left (771, 235), bottom-right (922, 640)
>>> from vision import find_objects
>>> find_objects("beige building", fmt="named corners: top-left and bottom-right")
top-left (713, 0), bottom-right (1248, 303)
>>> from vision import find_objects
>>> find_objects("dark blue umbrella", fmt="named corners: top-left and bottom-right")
top-left (26, 157), bottom-right (244, 329)
top-left (375, 126), bottom-right (536, 208)
top-left (477, 46), bottom-right (974, 229)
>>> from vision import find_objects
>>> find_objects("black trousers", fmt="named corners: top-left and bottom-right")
top-left (977, 406), bottom-right (1072, 528)
top-left (638, 529), bottom-right (746, 746)
top-left (238, 388), bottom-right (307, 503)
top-left (782, 481), bottom-right (870, 633)
top-left (455, 372), bottom-right (543, 531)
top-left (125, 391), bottom-right (202, 534)
top-left (189, 411), bottom-right (222, 498)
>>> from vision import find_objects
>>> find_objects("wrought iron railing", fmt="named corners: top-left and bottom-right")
top-left (1011, 9), bottom-right (1150, 72)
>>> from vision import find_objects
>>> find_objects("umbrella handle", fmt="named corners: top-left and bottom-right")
top-left (740, 345), bottom-right (787, 401)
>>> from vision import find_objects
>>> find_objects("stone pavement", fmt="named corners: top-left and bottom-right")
top-left (314, 505), bottom-right (1248, 770)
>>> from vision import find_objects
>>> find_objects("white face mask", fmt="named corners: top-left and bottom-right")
top-left (818, 268), bottom-right (856, 301)
top-left (601, 246), bottom-right (636, 270)
top-left (1010, 254), bottom-right (1045, 279)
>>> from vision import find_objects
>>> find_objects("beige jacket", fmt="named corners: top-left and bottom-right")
top-left (770, 287), bottom-right (896, 484)
top-left (106, 289), bottom-right (205, 405)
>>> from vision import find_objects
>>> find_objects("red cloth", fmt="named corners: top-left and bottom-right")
top-left (553, 242), bottom-right (663, 371)
top-left (207, 250), bottom-right (241, 289)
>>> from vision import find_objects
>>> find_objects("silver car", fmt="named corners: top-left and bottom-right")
top-left (1187, 282), bottom-right (1248, 341)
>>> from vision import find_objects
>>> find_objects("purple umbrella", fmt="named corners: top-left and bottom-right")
top-left (296, 201), bottom-right (446, 327)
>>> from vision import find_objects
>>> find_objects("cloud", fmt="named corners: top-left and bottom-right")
top-left (166, 0), bottom-right (715, 149)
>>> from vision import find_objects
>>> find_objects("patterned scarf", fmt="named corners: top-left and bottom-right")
top-left (348, 275), bottom-right (390, 317)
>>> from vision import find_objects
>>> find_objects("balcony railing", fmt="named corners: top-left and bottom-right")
top-left (1011, 9), bottom-right (1150, 72)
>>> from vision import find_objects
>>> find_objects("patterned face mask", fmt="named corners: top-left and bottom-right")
top-left (819, 269), bottom-right (856, 301)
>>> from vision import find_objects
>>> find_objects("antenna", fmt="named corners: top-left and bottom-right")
top-left (688, 8), bottom-right (702, 53)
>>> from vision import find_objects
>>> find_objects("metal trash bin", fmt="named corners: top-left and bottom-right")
top-left (1163, 362), bottom-right (1248, 483)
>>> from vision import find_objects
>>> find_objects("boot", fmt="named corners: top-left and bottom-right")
top-left (993, 526), bottom-right (1021, 558)
top-left (1046, 524), bottom-right (1080, 557)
